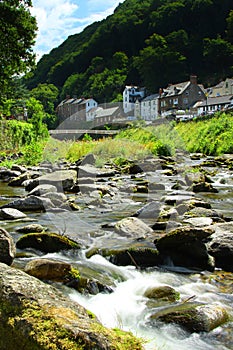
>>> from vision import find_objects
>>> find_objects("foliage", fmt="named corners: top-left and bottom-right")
top-left (30, 83), bottom-right (59, 128)
top-left (0, 0), bottom-right (37, 96)
top-left (175, 112), bottom-right (233, 155)
top-left (24, 0), bottom-right (233, 102)
top-left (26, 97), bottom-right (49, 140)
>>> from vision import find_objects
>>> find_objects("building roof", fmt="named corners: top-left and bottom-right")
top-left (142, 94), bottom-right (159, 102)
top-left (193, 95), bottom-right (233, 107)
top-left (161, 81), bottom-right (190, 97)
top-left (95, 106), bottom-right (120, 118)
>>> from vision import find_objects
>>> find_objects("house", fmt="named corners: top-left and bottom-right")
top-left (92, 106), bottom-right (123, 127)
top-left (193, 95), bottom-right (233, 116)
top-left (158, 75), bottom-right (206, 116)
top-left (207, 78), bottom-right (233, 97)
top-left (56, 97), bottom-right (98, 123)
top-left (123, 86), bottom-right (146, 114)
top-left (140, 94), bottom-right (159, 121)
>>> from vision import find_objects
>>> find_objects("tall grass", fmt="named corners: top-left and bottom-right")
top-left (175, 112), bottom-right (233, 155)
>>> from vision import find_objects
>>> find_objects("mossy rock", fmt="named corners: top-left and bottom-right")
top-left (150, 302), bottom-right (229, 333)
top-left (16, 232), bottom-right (81, 253)
top-left (144, 286), bottom-right (180, 303)
top-left (0, 263), bottom-right (143, 350)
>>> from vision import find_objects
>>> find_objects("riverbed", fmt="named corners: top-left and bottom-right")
top-left (0, 153), bottom-right (233, 350)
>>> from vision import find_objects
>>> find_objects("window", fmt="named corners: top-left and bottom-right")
top-left (183, 98), bottom-right (188, 104)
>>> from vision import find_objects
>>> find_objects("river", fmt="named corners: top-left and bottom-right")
top-left (0, 154), bottom-right (233, 350)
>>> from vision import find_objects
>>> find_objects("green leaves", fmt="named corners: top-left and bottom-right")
top-left (0, 0), bottom-right (37, 94)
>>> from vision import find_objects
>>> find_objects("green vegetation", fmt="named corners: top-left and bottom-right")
top-left (0, 0), bottom-right (37, 97)
top-left (24, 0), bottom-right (233, 103)
top-left (175, 112), bottom-right (233, 155)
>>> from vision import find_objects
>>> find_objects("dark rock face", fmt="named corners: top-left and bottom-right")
top-left (0, 228), bottom-right (16, 265)
top-left (155, 226), bottom-right (215, 271)
top-left (0, 263), bottom-right (143, 350)
top-left (207, 223), bottom-right (233, 272)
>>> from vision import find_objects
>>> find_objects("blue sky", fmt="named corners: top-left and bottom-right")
top-left (31, 0), bottom-right (121, 60)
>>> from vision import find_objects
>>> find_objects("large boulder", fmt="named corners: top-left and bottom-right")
top-left (0, 263), bottom-right (143, 350)
top-left (0, 195), bottom-right (54, 212)
top-left (114, 217), bottom-right (154, 238)
top-left (0, 208), bottom-right (27, 220)
top-left (16, 232), bottom-right (81, 253)
top-left (155, 226), bottom-right (215, 271)
top-left (0, 228), bottom-right (16, 265)
top-left (26, 170), bottom-right (78, 192)
top-left (207, 222), bottom-right (233, 271)
top-left (27, 184), bottom-right (57, 196)
top-left (150, 302), bottom-right (229, 333)
top-left (24, 258), bottom-right (73, 281)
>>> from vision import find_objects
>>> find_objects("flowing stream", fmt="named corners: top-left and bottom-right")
top-left (1, 156), bottom-right (233, 350)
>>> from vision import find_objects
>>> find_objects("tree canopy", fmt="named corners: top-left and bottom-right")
top-left (0, 0), bottom-right (37, 96)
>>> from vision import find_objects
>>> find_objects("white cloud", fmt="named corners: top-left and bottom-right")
top-left (31, 0), bottom-right (121, 60)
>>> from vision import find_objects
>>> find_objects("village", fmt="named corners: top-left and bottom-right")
top-left (56, 75), bottom-right (233, 128)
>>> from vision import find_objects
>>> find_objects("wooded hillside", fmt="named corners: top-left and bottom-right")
top-left (25, 0), bottom-right (233, 103)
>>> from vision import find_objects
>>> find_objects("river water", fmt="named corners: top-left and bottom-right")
top-left (0, 156), bottom-right (233, 350)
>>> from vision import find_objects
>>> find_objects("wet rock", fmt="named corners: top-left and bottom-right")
top-left (8, 171), bottom-right (36, 186)
top-left (27, 184), bottom-right (57, 196)
top-left (149, 182), bottom-right (166, 191)
top-left (164, 193), bottom-right (195, 205)
top-left (76, 153), bottom-right (96, 166)
top-left (26, 170), bottom-right (78, 192)
top-left (109, 246), bottom-right (161, 268)
top-left (114, 217), bottom-right (153, 238)
top-left (16, 232), bottom-right (81, 253)
top-left (155, 226), bottom-right (215, 271)
top-left (78, 164), bottom-right (115, 178)
top-left (0, 263), bottom-right (143, 350)
top-left (0, 208), bottom-right (27, 220)
top-left (190, 182), bottom-right (218, 193)
top-left (16, 223), bottom-right (46, 233)
top-left (11, 164), bottom-right (27, 173)
top-left (41, 192), bottom-right (68, 206)
top-left (207, 222), bottom-right (233, 272)
top-left (150, 303), bottom-right (229, 333)
top-left (0, 228), bottom-right (16, 265)
top-left (183, 217), bottom-right (213, 227)
top-left (184, 207), bottom-right (222, 220)
top-left (24, 258), bottom-right (73, 281)
top-left (185, 172), bottom-right (209, 186)
top-left (144, 285), bottom-right (180, 303)
top-left (133, 201), bottom-right (161, 219)
top-left (0, 169), bottom-right (21, 180)
top-left (0, 195), bottom-right (54, 212)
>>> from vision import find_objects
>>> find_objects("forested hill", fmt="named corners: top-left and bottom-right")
top-left (25, 0), bottom-right (233, 103)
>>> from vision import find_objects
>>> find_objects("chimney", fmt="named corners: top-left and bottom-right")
top-left (190, 75), bottom-right (197, 84)
top-left (159, 88), bottom-right (163, 97)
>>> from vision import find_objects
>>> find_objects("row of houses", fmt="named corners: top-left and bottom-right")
top-left (56, 76), bottom-right (233, 126)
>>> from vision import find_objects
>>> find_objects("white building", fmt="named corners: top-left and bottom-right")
top-left (123, 86), bottom-right (146, 114)
top-left (141, 94), bottom-right (159, 121)
top-left (193, 95), bottom-right (233, 115)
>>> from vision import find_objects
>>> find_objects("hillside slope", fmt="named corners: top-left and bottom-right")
top-left (25, 0), bottom-right (233, 103)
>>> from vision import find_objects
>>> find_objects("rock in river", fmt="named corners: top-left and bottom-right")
top-left (0, 228), bottom-right (16, 265)
top-left (16, 232), bottom-right (81, 253)
top-left (0, 263), bottom-right (143, 350)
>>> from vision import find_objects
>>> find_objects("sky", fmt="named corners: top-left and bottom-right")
top-left (31, 0), bottom-right (121, 60)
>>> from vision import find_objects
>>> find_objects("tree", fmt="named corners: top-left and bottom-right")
top-left (0, 0), bottom-right (37, 94)
top-left (26, 97), bottom-right (48, 139)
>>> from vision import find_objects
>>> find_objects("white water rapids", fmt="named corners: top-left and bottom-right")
top-left (64, 254), bottom-right (232, 350)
